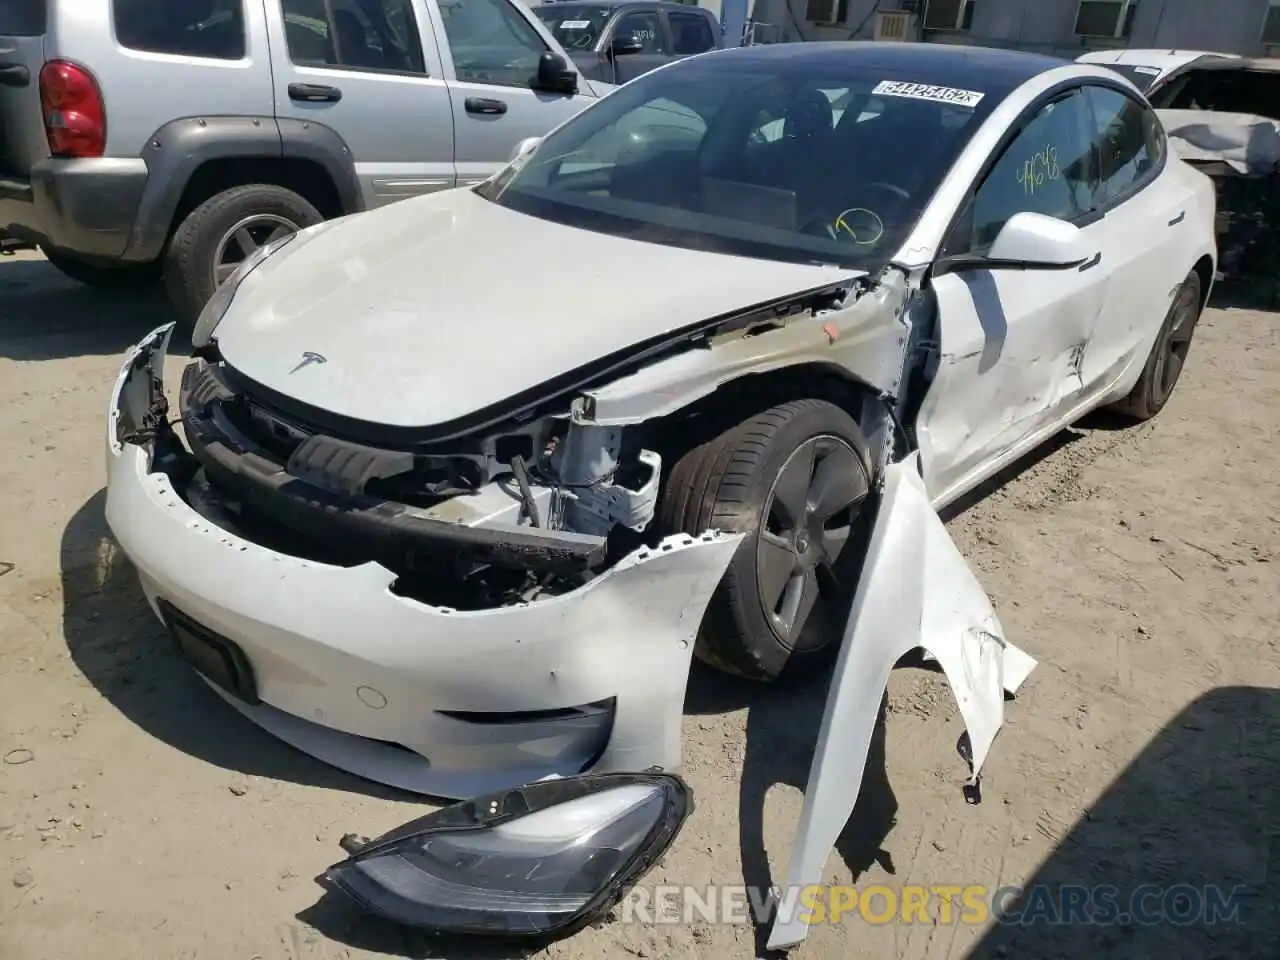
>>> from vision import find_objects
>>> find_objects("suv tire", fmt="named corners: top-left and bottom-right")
top-left (164, 184), bottom-right (323, 325)
top-left (655, 398), bottom-right (876, 683)
top-left (40, 247), bottom-right (160, 290)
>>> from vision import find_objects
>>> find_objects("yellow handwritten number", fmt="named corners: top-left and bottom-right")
top-left (1017, 144), bottom-right (1060, 196)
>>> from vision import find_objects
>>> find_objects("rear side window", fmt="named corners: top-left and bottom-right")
top-left (1085, 85), bottom-right (1163, 208)
top-left (0, 0), bottom-right (46, 36)
top-left (669, 12), bottom-right (714, 54)
top-left (112, 0), bottom-right (246, 60)
top-left (280, 0), bottom-right (426, 75)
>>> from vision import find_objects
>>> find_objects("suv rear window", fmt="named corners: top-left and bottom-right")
top-left (0, 0), bottom-right (46, 36)
top-left (112, 0), bottom-right (247, 60)
top-left (669, 11), bottom-right (715, 54)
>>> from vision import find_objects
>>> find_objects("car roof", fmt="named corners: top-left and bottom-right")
top-left (706, 41), bottom-right (1066, 94)
top-left (1077, 49), bottom-right (1239, 70)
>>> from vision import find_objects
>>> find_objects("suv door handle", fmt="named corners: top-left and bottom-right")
top-left (288, 82), bottom-right (342, 103)
top-left (465, 97), bottom-right (508, 116)
top-left (1168, 210), bottom-right (1186, 226)
top-left (0, 64), bottom-right (30, 88)
top-left (1077, 251), bottom-right (1102, 272)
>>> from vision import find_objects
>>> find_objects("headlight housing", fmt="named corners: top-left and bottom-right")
top-left (322, 772), bottom-right (692, 938)
top-left (190, 231), bottom-right (297, 349)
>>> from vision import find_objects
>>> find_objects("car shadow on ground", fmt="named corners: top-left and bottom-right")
top-left (968, 686), bottom-right (1279, 959)
top-left (0, 254), bottom-right (180, 361)
top-left (60, 490), bottom-right (412, 801)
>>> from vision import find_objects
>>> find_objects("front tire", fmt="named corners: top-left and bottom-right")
top-left (1109, 270), bottom-right (1204, 421)
top-left (656, 398), bottom-right (875, 682)
top-left (163, 184), bottom-right (323, 326)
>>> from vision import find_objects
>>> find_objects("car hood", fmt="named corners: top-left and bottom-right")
top-left (213, 189), bottom-right (852, 430)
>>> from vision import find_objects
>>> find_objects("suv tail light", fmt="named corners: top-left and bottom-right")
top-left (39, 60), bottom-right (106, 158)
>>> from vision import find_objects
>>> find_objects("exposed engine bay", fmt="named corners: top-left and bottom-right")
top-left (131, 273), bottom-right (910, 612)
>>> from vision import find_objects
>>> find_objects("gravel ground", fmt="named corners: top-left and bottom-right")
top-left (1, 248), bottom-right (1277, 959)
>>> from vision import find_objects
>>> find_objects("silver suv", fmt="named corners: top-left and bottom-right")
top-left (0, 0), bottom-right (610, 321)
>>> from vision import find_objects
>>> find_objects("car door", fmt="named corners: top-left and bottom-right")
top-left (1076, 82), bottom-right (1199, 391)
top-left (917, 86), bottom-right (1112, 506)
top-left (601, 6), bottom-right (669, 85)
top-left (268, 0), bottom-right (457, 206)
top-left (432, 0), bottom-right (596, 188)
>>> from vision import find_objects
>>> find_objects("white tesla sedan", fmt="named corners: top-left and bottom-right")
top-left (105, 42), bottom-right (1215, 803)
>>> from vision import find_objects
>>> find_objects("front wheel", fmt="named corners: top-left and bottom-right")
top-left (656, 398), bottom-right (876, 682)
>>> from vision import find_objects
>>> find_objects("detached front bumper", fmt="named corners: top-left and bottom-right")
top-left (104, 325), bottom-right (743, 798)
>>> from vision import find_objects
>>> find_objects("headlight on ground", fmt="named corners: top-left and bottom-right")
top-left (191, 231), bottom-right (297, 349)
top-left (322, 772), bottom-right (692, 937)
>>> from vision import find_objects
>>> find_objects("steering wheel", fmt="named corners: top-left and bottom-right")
top-left (864, 180), bottom-right (910, 202)
top-left (802, 207), bottom-right (886, 246)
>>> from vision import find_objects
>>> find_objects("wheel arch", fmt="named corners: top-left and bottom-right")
top-left (122, 116), bottom-right (362, 263)
top-left (1191, 253), bottom-right (1215, 309)
top-left (643, 362), bottom-right (891, 475)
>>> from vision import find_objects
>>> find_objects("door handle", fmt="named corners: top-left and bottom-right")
top-left (465, 97), bottom-right (508, 116)
top-left (288, 82), bottom-right (342, 103)
top-left (0, 64), bottom-right (29, 88)
top-left (1168, 210), bottom-right (1186, 226)
top-left (1077, 251), bottom-right (1102, 272)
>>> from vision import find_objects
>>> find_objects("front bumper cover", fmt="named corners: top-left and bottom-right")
top-left (105, 324), bottom-right (744, 798)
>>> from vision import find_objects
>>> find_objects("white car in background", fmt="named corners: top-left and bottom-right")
top-left (1076, 48), bottom-right (1242, 92)
top-left (105, 41), bottom-right (1216, 947)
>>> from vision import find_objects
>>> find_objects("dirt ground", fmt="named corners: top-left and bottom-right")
top-left (1, 248), bottom-right (1277, 960)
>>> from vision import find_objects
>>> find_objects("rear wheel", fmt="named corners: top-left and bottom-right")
top-left (656, 398), bottom-right (875, 682)
top-left (1109, 270), bottom-right (1203, 421)
top-left (163, 183), bottom-right (323, 326)
top-left (40, 247), bottom-right (160, 290)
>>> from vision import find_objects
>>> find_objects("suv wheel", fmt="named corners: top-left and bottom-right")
top-left (656, 398), bottom-right (876, 683)
top-left (40, 247), bottom-right (160, 290)
top-left (164, 184), bottom-right (323, 325)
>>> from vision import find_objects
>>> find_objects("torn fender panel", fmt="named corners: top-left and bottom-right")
top-left (767, 454), bottom-right (1035, 952)
top-left (575, 271), bottom-right (910, 427)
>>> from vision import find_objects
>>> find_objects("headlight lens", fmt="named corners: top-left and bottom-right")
top-left (190, 231), bottom-right (297, 349)
top-left (323, 772), bottom-right (692, 937)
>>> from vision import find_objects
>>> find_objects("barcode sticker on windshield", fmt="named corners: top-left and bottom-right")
top-left (560, 19), bottom-right (592, 28)
top-left (872, 81), bottom-right (985, 108)
top-left (1134, 65), bottom-right (1161, 75)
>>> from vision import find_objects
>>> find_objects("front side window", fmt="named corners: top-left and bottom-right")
top-left (1086, 85), bottom-right (1162, 208)
top-left (280, 0), bottom-right (426, 74)
top-left (438, 0), bottom-right (548, 88)
top-left (533, 4), bottom-right (613, 51)
top-left (614, 11), bottom-right (664, 54)
top-left (669, 11), bottom-right (715, 55)
top-left (959, 88), bottom-right (1096, 254)
top-left (480, 57), bottom-right (1000, 270)
top-left (113, 0), bottom-right (246, 60)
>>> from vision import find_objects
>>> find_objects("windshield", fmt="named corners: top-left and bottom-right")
top-left (1099, 63), bottom-right (1163, 92)
top-left (478, 54), bottom-right (1000, 270)
top-left (533, 4), bottom-right (613, 51)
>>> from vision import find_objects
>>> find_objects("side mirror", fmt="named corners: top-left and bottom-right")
top-left (939, 211), bottom-right (1096, 275)
top-left (533, 51), bottom-right (579, 96)
top-left (609, 32), bottom-right (645, 57)
top-left (511, 136), bottom-right (542, 162)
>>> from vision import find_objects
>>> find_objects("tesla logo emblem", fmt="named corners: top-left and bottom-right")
top-left (289, 351), bottom-right (327, 374)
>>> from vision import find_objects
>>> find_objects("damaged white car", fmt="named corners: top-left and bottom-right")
top-left (106, 42), bottom-right (1215, 812)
